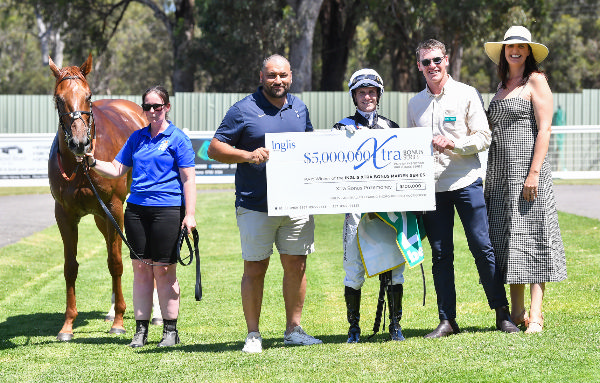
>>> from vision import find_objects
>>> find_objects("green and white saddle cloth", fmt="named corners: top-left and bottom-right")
top-left (357, 211), bottom-right (425, 277)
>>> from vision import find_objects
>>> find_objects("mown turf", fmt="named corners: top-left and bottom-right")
top-left (0, 190), bottom-right (598, 382)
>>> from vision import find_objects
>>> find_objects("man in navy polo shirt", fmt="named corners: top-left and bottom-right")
top-left (207, 54), bottom-right (321, 353)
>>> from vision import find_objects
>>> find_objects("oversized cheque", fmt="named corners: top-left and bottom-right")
top-left (266, 127), bottom-right (436, 216)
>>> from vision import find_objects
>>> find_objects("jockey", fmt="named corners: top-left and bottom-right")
top-left (332, 68), bottom-right (405, 342)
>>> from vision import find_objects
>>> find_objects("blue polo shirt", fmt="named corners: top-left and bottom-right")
top-left (214, 87), bottom-right (313, 212)
top-left (116, 122), bottom-right (195, 207)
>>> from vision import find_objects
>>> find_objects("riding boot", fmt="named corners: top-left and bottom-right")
top-left (387, 284), bottom-right (405, 341)
top-left (157, 319), bottom-right (180, 347)
top-left (345, 286), bottom-right (361, 343)
top-left (129, 320), bottom-right (149, 348)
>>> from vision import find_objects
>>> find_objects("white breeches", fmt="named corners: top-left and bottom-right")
top-left (343, 213), bottom-right (405, 290)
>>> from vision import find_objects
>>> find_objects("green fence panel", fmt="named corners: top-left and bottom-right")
top-left (1, 90), bottom-right (599, 134)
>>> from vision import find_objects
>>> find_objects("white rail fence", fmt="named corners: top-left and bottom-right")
top-left (1, 126), bottom-right (599, 187)
top-left (479, 126), bottom-right (600, 180)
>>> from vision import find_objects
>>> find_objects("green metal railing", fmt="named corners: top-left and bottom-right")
top-left (2, 90), bottom-right (599, 134)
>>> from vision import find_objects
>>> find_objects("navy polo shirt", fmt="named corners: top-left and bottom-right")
top-left (116, 122), bottom-right (195, 207)
top-left (214, 87), bottom-right (313, 212)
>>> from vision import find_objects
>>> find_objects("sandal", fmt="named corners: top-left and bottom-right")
top-left (525, 315), bottom-right (544, 334)
top-left (511, 309), bottom-right (530, 328)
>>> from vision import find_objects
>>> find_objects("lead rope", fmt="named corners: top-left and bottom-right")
top-left (176, 227), bottom-right (202, 301)
top-left (82, 164), bottom-right (157, 266)
top-left (82, 164), bottom-right (196, 269)
top-left (83, 163), bottom-right (202, 300)
top-left (421, 264), bottom-right (426, 306)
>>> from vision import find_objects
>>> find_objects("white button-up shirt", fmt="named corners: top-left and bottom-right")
top-left (407, 76), bottom-right (491, 192)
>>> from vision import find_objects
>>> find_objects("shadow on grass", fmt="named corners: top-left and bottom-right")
top-left (0, 310), bottom-right (129, 350)
top-left (134, 328), bottom-right (459, 354)
top-left (0, 312), bottom-right (508, 353)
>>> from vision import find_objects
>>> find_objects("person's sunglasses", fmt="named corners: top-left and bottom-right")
top-left (420, 56), bottom-right (444, 66)
top-left (141, 103), bottom-right (166, 112)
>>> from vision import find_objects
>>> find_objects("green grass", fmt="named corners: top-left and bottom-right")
top-left (0, 178), bottom-right (596, 197)
top-left (0, 190), bottom-right (599, 382)
top-left (0, 186), bottom-right (51, 196)
top-left (552, 178), bottom-right (600, 185)
top-left (0, 183), bottom-right (235, 197)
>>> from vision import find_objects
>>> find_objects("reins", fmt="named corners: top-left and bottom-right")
top-left (176, 227), bottom-right (202, 301)
top-left (81, 163), bottom-right (203, 300)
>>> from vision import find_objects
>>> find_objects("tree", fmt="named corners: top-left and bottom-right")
top-left (33, 3), bottom-right (64, 67)
top-left (316, 0), bottom-right (366, 90)
top-left (535, 0), bottom-right (600, 91)
top-left (196, 0), bottom-right (291, 92)
top-left (11, 0), bottom-right (195, 92)
top-left (287, 0), bottom-right (324, 92)
top-left (133, 0), bottom-right (196, 92)
top-left (3, 0), bottom-right (600, 95)
top-left (0, 1), bottom-right (54, 93)
top-left (366, 0), bottom-right (429, 91)
top-left (90, 2), bottom-right (172, 95)
top-left (542, 15), bottom-right (585, 92)
top-left (363, 0), bottom-right (541, 91)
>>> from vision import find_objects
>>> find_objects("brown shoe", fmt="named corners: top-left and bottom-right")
top-left (495, 306), bottom-right (520, 333)
top-left (424, 320), bottom-right (460, 338)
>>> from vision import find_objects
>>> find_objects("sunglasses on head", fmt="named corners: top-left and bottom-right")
top-left (141, 103), bottom-right (166, 112)
top-left (350, 74), bottom-right (382, 88)
top-left (420, 56), bottom-right (444, 66)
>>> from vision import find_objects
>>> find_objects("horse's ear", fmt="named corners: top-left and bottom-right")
top-left (80, 53), bottom-right (93, 77)
top-left (49, 56), bottom-right (60, 79)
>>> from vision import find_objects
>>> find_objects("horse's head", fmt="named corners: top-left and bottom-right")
top-left (49, 54), bottom-right (95, 158)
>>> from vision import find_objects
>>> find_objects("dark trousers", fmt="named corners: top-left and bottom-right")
top-left (423, 178), bottom-right (508, 321)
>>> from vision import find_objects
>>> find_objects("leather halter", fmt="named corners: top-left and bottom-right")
top-left (55, 75), bottom-right (96, 181)
top-left (55, 75), bottom-right (96, 150)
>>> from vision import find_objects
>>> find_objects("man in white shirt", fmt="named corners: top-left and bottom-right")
top-left (407, 39), bottom-right (519, 338)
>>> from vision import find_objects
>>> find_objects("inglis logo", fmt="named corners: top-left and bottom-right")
top-left (271, 139), bottom-right (296, 152)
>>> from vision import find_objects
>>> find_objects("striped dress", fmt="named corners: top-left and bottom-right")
top-left (484, 96), bottom-right (567, 284)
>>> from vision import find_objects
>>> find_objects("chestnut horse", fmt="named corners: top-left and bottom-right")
top-left (48, 54), bottom-right (147, 341)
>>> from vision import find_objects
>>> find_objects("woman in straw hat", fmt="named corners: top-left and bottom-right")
top-left (483, 26), bottom-right (567, 334)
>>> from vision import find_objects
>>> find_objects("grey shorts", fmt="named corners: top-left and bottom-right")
top-left (235, 206), bottom-right (315, 261)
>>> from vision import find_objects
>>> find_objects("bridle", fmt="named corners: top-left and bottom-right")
top-left (55, 75), bottom-right (96, 152)
top-left (55, 75), bottom-right (96, 181)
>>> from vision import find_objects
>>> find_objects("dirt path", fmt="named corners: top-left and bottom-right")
top-left (0, 193), bottom-right (56, 248)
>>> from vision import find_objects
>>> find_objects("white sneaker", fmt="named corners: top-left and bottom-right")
top-left (283, 326), bottom-right (323, 346)
top-left (242, 331), bottom-right (262, 353)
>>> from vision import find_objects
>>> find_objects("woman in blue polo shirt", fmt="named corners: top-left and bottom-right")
top-left (86, 85), bottom-right (196, 348)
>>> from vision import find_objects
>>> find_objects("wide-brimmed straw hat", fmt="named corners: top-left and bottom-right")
top-left (484, 26), bottom-right (549, 65)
